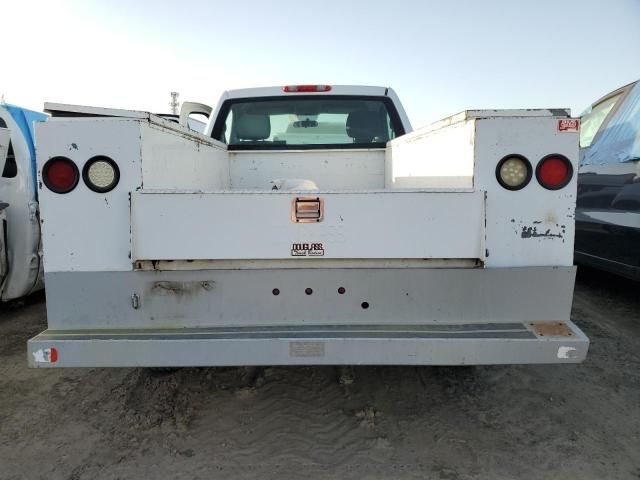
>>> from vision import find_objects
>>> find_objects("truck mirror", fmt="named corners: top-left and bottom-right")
top-left (179, 102), bottom-right (212, 129)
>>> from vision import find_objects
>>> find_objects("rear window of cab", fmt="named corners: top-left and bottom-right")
top-left (212, 96), bottom-right (405, 150)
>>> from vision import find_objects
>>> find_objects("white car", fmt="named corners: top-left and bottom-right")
top-left (0, 104), bottom-right (47, 301)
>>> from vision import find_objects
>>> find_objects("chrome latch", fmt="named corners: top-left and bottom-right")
top-left (292, 197), bottom-right (323, 223)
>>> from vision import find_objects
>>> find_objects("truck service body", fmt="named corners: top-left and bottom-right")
top-left (28, 85), bottom-right (589, 367)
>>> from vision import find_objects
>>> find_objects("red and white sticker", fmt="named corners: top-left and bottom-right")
top-left (558, 118), bottom-right (580, 132)
top-left (33, 347), bottom-right (58, 363)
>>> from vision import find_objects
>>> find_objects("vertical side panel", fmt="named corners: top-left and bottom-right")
top-left (385, 116), bottom-right (475, 189)
top-left (140, 123), bottom-right (230, 190)
top-left (36, 118), bottom-right (142, 272)
top-left (474, 116), bottom-right (579, 267)
top-left (229, 150), bottom-right (386, 190)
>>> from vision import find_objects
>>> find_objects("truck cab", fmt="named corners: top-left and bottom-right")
top-left (28, 85), bottom-right (588, 367)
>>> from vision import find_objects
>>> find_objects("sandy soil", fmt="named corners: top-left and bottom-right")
top-left (0, 267), bottom-right (638, 480)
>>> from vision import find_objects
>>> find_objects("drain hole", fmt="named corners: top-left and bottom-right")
top-left (361, 302), bottom-right (369, 309)
top-left (338, 287), bottom-right (346, 295)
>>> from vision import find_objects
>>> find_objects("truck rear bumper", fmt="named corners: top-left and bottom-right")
top-left (28, 321), bottom-right (589, 367)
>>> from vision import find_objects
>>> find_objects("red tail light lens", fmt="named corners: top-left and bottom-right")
top-left (536, 155), bottom-right (573, 190)
top-left (283, 85), bottom-right (332, 93)
top-left (42, 157), bottom-right (79, 194)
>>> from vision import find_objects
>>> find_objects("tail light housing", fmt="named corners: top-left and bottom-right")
top-left (82, 156), bottom-right (120, 193)
top-left (42, 157), bottom-right (79, 194)
top-left (536, 154), bottom-right (573, 190)
top-left (496, 154), bottom-right (532, 190)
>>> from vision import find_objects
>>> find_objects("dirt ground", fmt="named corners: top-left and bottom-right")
top-left (0, 267), bottom-right (638, 480)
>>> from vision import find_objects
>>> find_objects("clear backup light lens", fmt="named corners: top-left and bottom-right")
top-left (496, 155), bottom-right (532, 190)
top-left (88, 160), bottom-right (115, 187)
top-left (82, 156), bottom-right (120, 193)
top-left (536, 154), bottom-right (573, 190)
top-left (42, 157), bottom-right (79, 194)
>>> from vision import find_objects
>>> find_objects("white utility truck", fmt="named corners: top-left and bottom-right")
top-left (28, 85), bottom-right (588, 367)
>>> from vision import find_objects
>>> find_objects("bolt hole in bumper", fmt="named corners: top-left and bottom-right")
top-left (28, 321), bottom-right (588, 368)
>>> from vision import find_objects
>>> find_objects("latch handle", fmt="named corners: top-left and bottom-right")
top-left (292, 197), bottom-right (324, 223)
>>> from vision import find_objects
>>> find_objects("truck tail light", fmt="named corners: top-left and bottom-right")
top-left (82, 156), bottom-right (120, 193)
top-left (283, 85), bottom-right (332, 93)
top-left (536, 155), bottom-right (573, 190)
top-left (42, 157), bottom-right (79, 194)
top-left (496, 155), bottom-right (532, 190)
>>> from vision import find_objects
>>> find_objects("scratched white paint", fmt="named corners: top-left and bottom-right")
top-left (36, 117), bottom-right (143, 273)
top-left (474, 115), bottom-right (579, 267)
top-left (32, 348), bottom-right (53, 363)
top-left (557, 346), bottom-right (577, 359)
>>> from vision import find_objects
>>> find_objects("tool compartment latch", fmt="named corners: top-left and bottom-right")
top-left (292, 197), bottom-right (324, 223)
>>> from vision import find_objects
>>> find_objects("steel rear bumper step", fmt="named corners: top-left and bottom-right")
top-left (28, 321), bottom-right (589, 367)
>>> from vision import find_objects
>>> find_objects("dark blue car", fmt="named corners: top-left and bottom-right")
top-left (575, 80), bottom-right (640, 280)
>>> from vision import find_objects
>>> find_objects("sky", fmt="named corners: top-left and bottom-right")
top-left (3, 0), bottom-right (640, 127)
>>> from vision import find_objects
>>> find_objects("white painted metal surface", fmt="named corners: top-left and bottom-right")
top-left (474, 116), bottom-right (579, 267)
top-left (388, 110), bottom-right (579, 267)
top-left (131, 191), bottom-right (485, 260)
top-left (44, 102), bottom-right (150, 119)
top-left (230, 149), bottom-right (386, 190)
top-left (386, 118), bottom-right (475, 188)
top-left (140, 123), bottom-right (229, 190)
top-left (35, 118), bottom-right (142, 273)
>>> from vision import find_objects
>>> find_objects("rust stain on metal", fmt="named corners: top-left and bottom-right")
top-left (529, 322), bottom-right (573, 337)
top-left (152, 280), bottom-right (214, 296)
